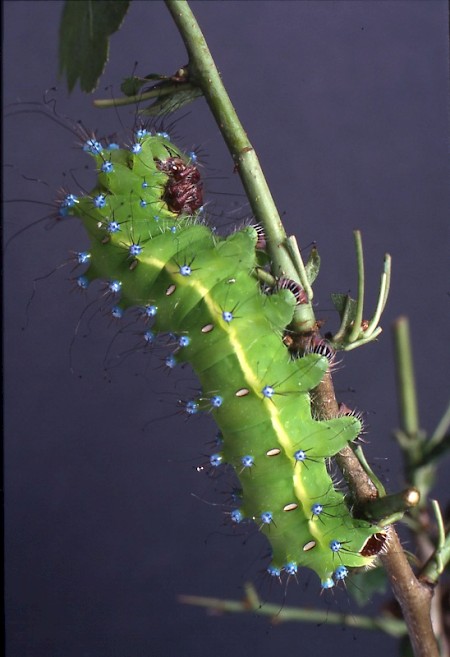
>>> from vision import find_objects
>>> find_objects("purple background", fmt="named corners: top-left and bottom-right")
top-left (4, 2), bottom-right (448, 656)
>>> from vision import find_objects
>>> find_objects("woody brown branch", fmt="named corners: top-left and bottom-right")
top-left (313, 371), bottom-right (438, 657)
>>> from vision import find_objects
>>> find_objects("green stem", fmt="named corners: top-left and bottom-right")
top-left (365, 253), bottom-right (391, 338)
top-left (348, 230), bottom-right (365, 343)
top-left (178, 584), bottom-right (407, 638)
top-left (427, 400), bottom-right (450, 454)
top-left (333, 294), bottom-right (353, 343)
top-left (361, 488), bottom-right (421, 525)
top-left (285, 235), bottom-right (314, 301)
top-left (164, 0), bottom-right (317, 332)
top-left (420, 501), bottom-right (450, 584)
top-left (393, 316), bottom-right (419, 436)
top-left (353, 444), bottom-right (386, 497)
top-left (392, 317), bottom-right (436, 504)
top-left (93, 82), bottom-right (197, 108)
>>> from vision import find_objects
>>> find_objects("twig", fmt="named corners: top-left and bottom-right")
top-left (178, 583), bottom-right (407, 637)
top-left (393, 316), bottom-right (419, 436)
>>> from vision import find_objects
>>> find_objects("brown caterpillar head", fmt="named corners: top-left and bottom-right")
top-left (156, 157), bottom-right (203, 215)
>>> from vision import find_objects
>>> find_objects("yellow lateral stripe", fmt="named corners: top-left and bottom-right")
top-left (143, 255), bottom-right (317, 532)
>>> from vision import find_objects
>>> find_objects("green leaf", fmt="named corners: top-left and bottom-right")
top-left (304, 246), bottom-right (320, 285)
top-left (121, 76), bottom-right (148, 97)
top-left (347, 567), bottom-right (388, 607)
top-left (59, 0), bottom-right (130, 93)
top-left (121, 73), bottom-right (169, 97)
top-left (331, 292), bottom-right (358, 325)
top-left (140, 86), bottom-right (203, 117)
top-left (331, 292), bottom-right (355, 318)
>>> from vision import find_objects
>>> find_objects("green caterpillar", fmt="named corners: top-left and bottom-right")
top-left (61, 128), bottom-right (387, 589)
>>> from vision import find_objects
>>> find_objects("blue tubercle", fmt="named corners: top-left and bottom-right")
top-left (260, 511), bottom-right (273, 525)
top-left (334, 565), bottom-right (348, 581)
top-left (165, 354), bottom-right (177, 368)
top-left (76, 251), bottom-right (91, 265)
top-left (144, 330), bottom-right (155, 344)
top-left (179, 264), bottom-right (192, 277)
top-left (330, 539), bottom-right (342, 553)
top-left (222, 311), bottom-right (233, 323)
top-left (93, 193), bottom-right (107, 208)
top-left (101, 161), bottom-right (114, 173)
top-left (262, 385), bottom-right (275, 399)
top-left (231, 509), bottom-right (243, 524)
top-left (210, 453), bottom-right (223, 467)
top-left (62, 193), bottom-right (79, 207)
top-left (210, 395), bottom-right (223, 408)
top-left (285, 562), bottom-right (298, 576)
top-left (294, 449), bottom-right (306, 462)
top-left (59, 193), bottom-right (79, 216)
top-left (108, 280), bottom-right (122, 294)
top-left (76, 275), bottom-right (89, 289)
top-left (241, 455), bottom-right (254, 468)
top-left (321, 577), bottom-right (335, 589)
top-left (184, 400), bottom-right (199, 415)
top-left (267, 565), bottom-right (281, 577)
top-left (106, 220), bottom-right (121, 233)
top-left (129, 243), bottom-right (143, 257)
top-left (111, 306), bottom-right (123, 319)
top-left (143, 305), bottom-right (158, 318)
top-left (83, 138), bottom-right (103, 155)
